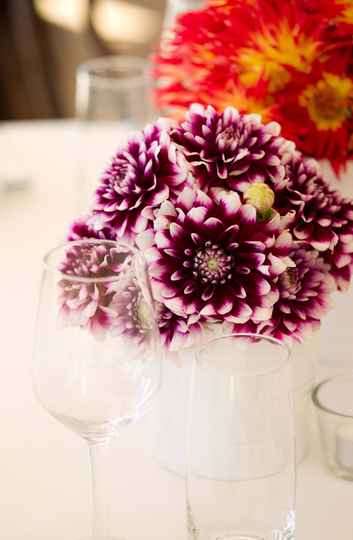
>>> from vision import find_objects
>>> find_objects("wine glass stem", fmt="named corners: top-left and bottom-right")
top-left (89, 442), bottom-right (112, 539)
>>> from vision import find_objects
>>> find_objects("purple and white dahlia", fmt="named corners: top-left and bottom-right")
top-left (137, 187), bottom-right (293, 326)
top-left (282, 153), bottom-right (353, 289)
top-left (171, 104), bottom-right (295, 192)
top-left (66, 104), bottom-right (353, 347)
top-left (68, 216), bottom-right (117, 242)
top-left (58, 238), bottom-right (155, 347)
top-left (283, 153), bottom-right (340, 251)
top-left (234, 247), bottom-right (335, 341)
top-left (93, 121), bottom-right (190, 239)
top-left (57, 242), bottom-right (127, 335)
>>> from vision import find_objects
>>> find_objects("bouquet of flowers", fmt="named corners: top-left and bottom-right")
top-left (153, 0), bottom-right (353, 173)
top-left (68, 104), bottom-right (353, 349)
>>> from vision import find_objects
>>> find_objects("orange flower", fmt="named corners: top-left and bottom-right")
top-left (153, 0), bottom-right (353, 169)
top-left (300, 73), bottom-right (353, 131)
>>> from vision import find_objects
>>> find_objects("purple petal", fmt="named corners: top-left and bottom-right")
top-left (333, 252), bottom-right (352, 268)
top-left (252, 275), bottom-right (271, 295)
top-left (155, 231), bottom-right (172, 249)
top-left (274, 232), bottom-right (292, 254)
top-left (239, 252), bottom-right (266, 267)
top-left (252, 306), bottom-right (273, 321)
top-left (184, 283), bottom-right (198, 295)
top-left (226, 302), bottom-right (252, 322)
top-left (200, 304), bottom-right (217, 316)
top-left (136, 229), bottom-right (154, 250)
top-left (311, 229), bottom-right (336, 251)
top-left (146, 184), bottom-right (169, 207)
top-left (149, 261), bottom-right (168, 279)
top-left (215, 190), bottom-right (241, 217)
top-left (238, 204), bottom-right (257, 225)
top-left (171, 270), bottom-right (185, 281)
top-left (216, 298), bottom-right (234, 315)
top-left (132, 213), bottom-right (148, 234)
top-left (177, 187), bottom-right (196, 210)
top-left (169, 222), bottom-right (185, 241)
top-left (201, 286), bottom-right (215, 301)
top-left (186, 206), bottom-right (208, 226)
top-left (268, 254), bottom-right (288, 275)
top-left (294, 223), bottom-right (313, 240)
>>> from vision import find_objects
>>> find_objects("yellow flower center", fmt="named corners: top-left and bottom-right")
top-left (300, 73), bottom-right (353, 131)
top-left (207, 258), bottom-right (219, 271)
top-left (237, 20), bottom-right (317, 92)
top-left (193, 243), bottom-right (234, 284)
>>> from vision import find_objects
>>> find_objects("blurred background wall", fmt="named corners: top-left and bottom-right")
top-left (0, 0), bottom-right (165, 120)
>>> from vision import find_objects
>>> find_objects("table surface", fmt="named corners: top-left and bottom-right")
top-left (1, 120), bottom-right (352, 539)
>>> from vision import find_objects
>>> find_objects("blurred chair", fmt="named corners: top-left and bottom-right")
top-left (0, 0), bottom-right (54, 119)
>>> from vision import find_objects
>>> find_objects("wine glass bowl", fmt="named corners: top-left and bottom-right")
top-left (34, 324), bottom-right (158, 444)
top-left (33, 240), bottom-right (159, 443)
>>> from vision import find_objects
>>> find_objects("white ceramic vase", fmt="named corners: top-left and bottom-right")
top-left (150, 333), bottom-right (320, 476)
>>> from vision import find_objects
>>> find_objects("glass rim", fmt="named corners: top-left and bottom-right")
top-left (77, 55), bottom-right (150, 89)
top-left (43, 239), bottom-right (142, 284)
top-left (196, 332), bottom-right (290, 353)
top-left (312, 375), bottom-right (353, 419)
top-left (194, 333), bottom-right (291, 375)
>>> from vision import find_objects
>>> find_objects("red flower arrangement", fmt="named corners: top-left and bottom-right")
top-left (153, 0), bottom-right (353, 173)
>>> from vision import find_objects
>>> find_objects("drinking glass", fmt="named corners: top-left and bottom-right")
top-left (76, 55), bottom-right (156, 209)
top-left (186, 334), bottom-right (295, 540)
top-left (313, 375), bottom-right (353, 480)
top-left (33, 239), bottom-right (161, 539)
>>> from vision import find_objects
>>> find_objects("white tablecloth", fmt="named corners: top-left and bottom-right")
top-left (0, 121), bottom-right (352, 539)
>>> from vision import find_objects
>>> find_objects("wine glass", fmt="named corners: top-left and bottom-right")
top-left (33, 239), bottom-right (161, 539)
top-left (186, 334), bottom-right (295, 540)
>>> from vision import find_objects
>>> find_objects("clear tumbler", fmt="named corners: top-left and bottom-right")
top-left (186, 334), bottom-right (295, 540)
top-left (313, 375), bottom-right (353, 481)
top-left (75, 55), bottom-right (155, 209)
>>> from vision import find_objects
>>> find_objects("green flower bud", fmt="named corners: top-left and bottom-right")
top-left (244, 183), bottom-right (275, 213)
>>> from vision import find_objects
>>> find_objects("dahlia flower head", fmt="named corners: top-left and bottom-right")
top-left (67, 105), bottom-right (353, 349)
top-left (153, 0), bottom-right (353, 173)
top-left (58, 240), bottom-right (154, 347)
